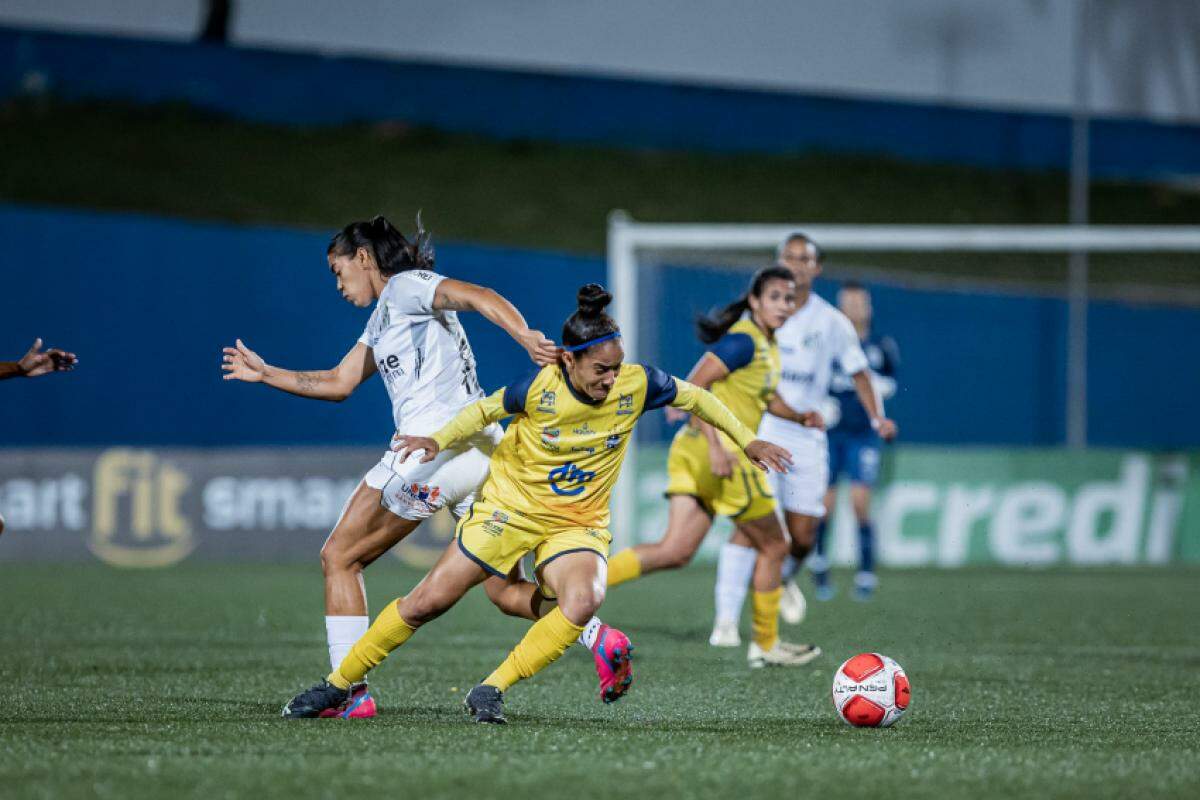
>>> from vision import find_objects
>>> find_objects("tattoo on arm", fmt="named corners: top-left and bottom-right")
top-left (296, 371), bottom-right (321, 391)
top-left (439, 296), bottom-right (469, 311)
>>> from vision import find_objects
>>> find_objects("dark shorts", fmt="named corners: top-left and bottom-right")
top-left (828, 432), bottom-right (882, 486)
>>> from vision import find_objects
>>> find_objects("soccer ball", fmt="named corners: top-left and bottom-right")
top-left (832, 653), bottom-right (910, 728)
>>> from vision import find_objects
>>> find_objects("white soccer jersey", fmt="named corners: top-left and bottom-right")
top-left (772, 293), bottom-right (869, 415)
top-left (358, 269), bottom-right (485, 436)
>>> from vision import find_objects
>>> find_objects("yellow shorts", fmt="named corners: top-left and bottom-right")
top-left (665, 427), bottom-right (776, 523)
top-left (455, 499), bottom-right (611, 580)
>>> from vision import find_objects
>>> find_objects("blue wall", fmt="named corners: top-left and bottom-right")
top-left (1, 205), bottom-right (1197, 449)
top-left (2, 27), bottom-right (1200, 180)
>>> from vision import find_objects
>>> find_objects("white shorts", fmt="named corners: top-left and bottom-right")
top-left (364, 423), bottom-right (503, 521)
top-left (759, 413), bottom-right (829, 518)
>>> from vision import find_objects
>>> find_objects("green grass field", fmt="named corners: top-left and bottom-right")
top-left (2, 563), bottom-right (1198, 799)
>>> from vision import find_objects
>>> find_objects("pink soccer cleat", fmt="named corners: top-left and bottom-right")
top-left (592, 624), bottom-right (634, 704)
top-left (318, 683), bottom-right (377, 719)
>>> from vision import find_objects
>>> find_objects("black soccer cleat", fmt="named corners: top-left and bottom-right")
top-left (281, 680), bottom-right (350, 719)
top-left (463, 684), bottom-right (507, 724)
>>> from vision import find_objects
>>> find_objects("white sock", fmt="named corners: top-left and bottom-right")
top-left (780, 555), bottom-right (800, 583)
top-left (714, 543), bottom-right (757, 625)
top-left (325, 615), bottom-right (369, 677)
top-left (577, 616), bottom-right (604, 650)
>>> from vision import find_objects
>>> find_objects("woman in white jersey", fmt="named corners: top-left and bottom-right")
top-left (221, 214), bottom-right (560, 718)
top-left (710, 233), bottom-right (897, 647)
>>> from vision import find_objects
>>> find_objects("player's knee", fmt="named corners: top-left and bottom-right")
top-left (485, 583), bottom-right (531, 619)
top-left (660, 542), bottom-right (696, 570)
top-left (319, 540), bottom-right (363, 576)
top-left (557, 585), bottom-right (603, 624)
top-left (757, 535), bottom-right (789, 562)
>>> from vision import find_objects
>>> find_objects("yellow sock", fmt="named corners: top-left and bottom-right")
top-left (606, 549), bottom-right (642, 587)
top-left (483, 607), bottom-right (585, 692)
top-left (327, 599), bottom-right (415, 689)
top-left (751, 587), bottom-right (782, 651)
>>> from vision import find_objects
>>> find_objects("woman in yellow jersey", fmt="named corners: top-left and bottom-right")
top-left (604, 267), bottom-right (822, 668)
top-left (281, 284), bottom-right (791, 724)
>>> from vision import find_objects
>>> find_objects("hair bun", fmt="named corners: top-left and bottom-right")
top-left (576, 284), bottom-right (613, 318)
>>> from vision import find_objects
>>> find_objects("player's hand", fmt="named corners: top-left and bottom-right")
top-left (518, 329), bottom-right (559, 366)
top-left (392, 435), bottom-right (440, 464)
top-left (17, 338), bottom-right (78, 377)
top-left (744, 440), bottom-right (793, 473)
top-left (874, 417), bottom-right (898, 442)
top-left (708, 444), bottom-right (737, 478)
top-left (222, 339), bottom-right (267, 382)
top-left (798, 410), bottom-right (825, 430)
top-left (664, 406), bottom-right (689, 425)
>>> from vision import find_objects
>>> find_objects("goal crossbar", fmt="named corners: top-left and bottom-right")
top-left (606, 214), bottom-right (1200, 548)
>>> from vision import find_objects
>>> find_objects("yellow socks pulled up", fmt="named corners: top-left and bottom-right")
top-left (328, 599), bottom-right (415, 689)
top-left (606, 549), bottom-right (642, 587)
top-left (483, 607), bottom-right (585, 692)
top-left (751, 587), bottom-right (782, 651)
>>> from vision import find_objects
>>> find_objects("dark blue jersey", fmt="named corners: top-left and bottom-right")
top-left (829, 333), bottom-right (899, 435)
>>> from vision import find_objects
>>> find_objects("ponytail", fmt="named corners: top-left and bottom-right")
top-left (327, 212), bottom-right (435, 275)
top-left (696, 265), bottom-right (795, 343)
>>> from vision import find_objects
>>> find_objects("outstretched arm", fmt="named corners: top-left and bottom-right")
top-left (671, 380), bottom-right (792, 473)
top-left (222, 339), bottom-right (376, 402)
top-left (1, 338), bottom-right (78, 380)
top-left (394, 388), bottom-right (513, 463)
top-left (434, 279), bottom-right (558, 366)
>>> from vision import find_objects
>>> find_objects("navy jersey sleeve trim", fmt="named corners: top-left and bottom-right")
top-left (707, 333), bottom-right (755, 373)
top-left (642, 364), bottom-right (679, 411)
top-left (502, 369), bottom-right (540, 414)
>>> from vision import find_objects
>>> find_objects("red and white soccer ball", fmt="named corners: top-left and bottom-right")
top-left (832, 653), bottom-right (911, 728)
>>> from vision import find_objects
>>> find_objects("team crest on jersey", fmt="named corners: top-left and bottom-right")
top-left (616, 393), bottom-right (635, 415)
top-left (605, 433), bottom-right (622, 450)
top-left (803, 332), bottom-right (822, 348)
top-left (541, 427), bottom-right (561, 451)
top-left (536, 390), bottom-right (557, 413)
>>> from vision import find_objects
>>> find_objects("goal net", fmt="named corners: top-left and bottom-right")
top-left (606, 213), bottom-right (1200, 558)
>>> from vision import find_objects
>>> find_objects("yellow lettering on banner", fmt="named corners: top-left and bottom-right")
top-left (89, 449), bottom-right (194, 568)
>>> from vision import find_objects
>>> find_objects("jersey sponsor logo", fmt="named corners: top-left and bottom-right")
top-left (572, 421), bottom-right (594, 436)
top-left (548, 462), bottom-right (596, 496)
top-left (536, 390), bottom-right (557, 414)
top-left (482, 509), bottom-right (508, 536)
top-left (782, 369), bottom-right (815, 385)
top-left (402, 482), bottom-right (442, 510)
top-left (377, 353), bottom-right (407, 379)
top-left (616, 393), bottom-right (635, 415)
top-left (605, 434), bottom-right (622, 450)
top-left (541, 427), bottom-right (561, 452)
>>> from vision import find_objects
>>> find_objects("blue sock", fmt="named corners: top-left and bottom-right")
top-left (809, 520), bottom-right (830, 585)
top-left (859, 521), bottom-right (875, 574)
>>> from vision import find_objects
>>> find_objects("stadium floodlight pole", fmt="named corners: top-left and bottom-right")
top-left (1067, 0), bottom-right (1093, 450)
top-left (609, 210), bottom-right (639, 550)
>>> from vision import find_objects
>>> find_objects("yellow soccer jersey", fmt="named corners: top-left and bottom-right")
top-left (705, 317), bottom-right (781, 436)
top-left (431, 362), bottom-right (757, 530)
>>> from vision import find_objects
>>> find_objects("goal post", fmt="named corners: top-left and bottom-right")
top-left (606, 212), bottom-right (1200, 550)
